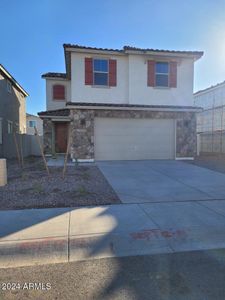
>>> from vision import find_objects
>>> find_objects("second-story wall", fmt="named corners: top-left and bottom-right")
top-left (46, 78), bottom-right (71, 110)
top-left (70, 52), bottom-right (194, 106)
top-left (128, 55), bottom-right (194, 106)
top-left (71, 52), bottom-right (129, 104)
top-left (44, 50), bottom-right (197, 109)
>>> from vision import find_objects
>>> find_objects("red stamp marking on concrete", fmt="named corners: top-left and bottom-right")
top-left (18, 237), bottom-right (66, 251)
top-left (130, 229), bottom-right (187, 241)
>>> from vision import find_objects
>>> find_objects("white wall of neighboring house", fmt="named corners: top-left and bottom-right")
top-left (45, 52), bottom-right (196, 109)
top-left (194, 83), bottom-right (225, 133)
top-left (26, 114), bottom-right (43, 135)
top-left (194, 83), bottom-right (225, 110)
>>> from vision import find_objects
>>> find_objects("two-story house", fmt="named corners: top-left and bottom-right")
top-left (0, 64), bottom-right (28, 158)
top-left (38, 44), bottom-right (203, 161)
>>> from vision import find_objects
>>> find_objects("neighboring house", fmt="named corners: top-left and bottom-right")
top-left (0, 64), bottom-right (28, 158)
top-left (194, 81), bottom-right (225, 154)
top-left (38, 44), bottom-right (203, 161)
top-left (26, 113), bottom-right (43, 135)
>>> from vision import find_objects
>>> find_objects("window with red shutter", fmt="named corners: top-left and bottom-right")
top-left (53, 85), bottom-right (65, 100)
top-left (85, 58), bottom-right (117, 87)
top-left (148, 61), bottom-right (177, 88)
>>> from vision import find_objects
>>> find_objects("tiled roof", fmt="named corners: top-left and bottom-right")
top-left (43, 44), bottom-right (203, 80)
top-left (38, 109), bottom-right (70, 117)
top-left (41, 72), bottom-right (67, 79)
top-left (194, 80), bottom-right (225, 96)
top-left (26, 113), bottom-right (40, 118)
top-left (63, 44), bottom-right (123, 53)
top-left (63, 44), bottom-right (203, 56)
top-left (123, 46), bottom-right (204, 56)
top-left (66, 102), bottom-right (201, 110)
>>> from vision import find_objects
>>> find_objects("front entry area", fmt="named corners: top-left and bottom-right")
top-left (54, 122), bottom-right (68, 153)
top-left (94, 118), bottom-right (175, 160)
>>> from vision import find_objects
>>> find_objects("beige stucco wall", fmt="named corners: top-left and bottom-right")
top-left (44, 51), bottom-right (196, 109)
top-left (69, 52), bottom-right (194, 106)
top-left (46, 78), bottom-right (71, 110)
top-left (15, 88), bottom-right (26, 133)
top-left (0, 71), bottom-right (27, 158)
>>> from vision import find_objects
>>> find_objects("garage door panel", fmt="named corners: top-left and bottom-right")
top-left (94, 118), bottom-right (175, 160)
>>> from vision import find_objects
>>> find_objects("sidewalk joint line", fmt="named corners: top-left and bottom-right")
top-left (197, 201), bottom-right (225, 220)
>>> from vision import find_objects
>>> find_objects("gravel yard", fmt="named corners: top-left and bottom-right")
top-left (0, 157), bottom-right (120, 210)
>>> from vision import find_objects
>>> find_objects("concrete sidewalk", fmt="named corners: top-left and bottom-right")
top-left (1, 200), bottom-right (225, 268)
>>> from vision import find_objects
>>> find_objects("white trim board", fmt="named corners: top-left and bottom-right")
top-left (72, 159), bottom-right (95, 163)
top-left (175, 157), bottom-right (194, 160)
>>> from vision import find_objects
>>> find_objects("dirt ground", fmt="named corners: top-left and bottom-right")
top-left (0, 157), bottom-right (120, 210)
top-left (185, 155), bottom-right (225, 174)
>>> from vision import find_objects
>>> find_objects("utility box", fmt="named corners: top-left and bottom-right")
top-left (0, 159), bottom-right (7, 187)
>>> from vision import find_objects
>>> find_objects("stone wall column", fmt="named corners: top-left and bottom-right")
top-left (70, 109), bottom-right (94, 160)
top-left (43, 119), bottom-right (53, 155)
top-left (176, 113), bottom-right (197, 158)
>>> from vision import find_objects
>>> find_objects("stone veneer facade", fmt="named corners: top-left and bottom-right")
top-left (43, 108), bottom-right (197, 159)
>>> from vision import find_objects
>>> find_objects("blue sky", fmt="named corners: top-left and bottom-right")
top-left (1, 0), bottom-right (225, 115)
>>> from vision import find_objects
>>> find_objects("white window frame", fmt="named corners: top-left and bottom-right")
top-left (0, 118), bottom-right (2, 144)
top-left (155, 62), bottom-right (169, 88)
top-left (7, 80), bottom-right (12, 93)
top-left (29, 120), bottom-right (36, 128)
top-left (93, 58), bottom-right (109, 86)
top-left (7, 120), bottom-right (13, 134)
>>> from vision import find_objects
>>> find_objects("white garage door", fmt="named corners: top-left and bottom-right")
top-left (94, 118), bottom-right (175, 160)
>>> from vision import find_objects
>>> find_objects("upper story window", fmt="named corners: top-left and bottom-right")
top-left (93, 59), bottom-right (109, 86)
top-left (7, 80), bottom-right (12, 93)
top-left (85, 57), bottom-right (117, 87)
top-left (155, 62), bottom-right (169, 87)
top-left (29, 120), bottom-right (36, 128)
top-left (147, 60), bottom-right (177, 88)
top-left (53, 84), bottom-right (65, 100)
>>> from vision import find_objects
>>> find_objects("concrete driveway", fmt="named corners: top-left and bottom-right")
top-left (97, 160), bottom-right (225, 203)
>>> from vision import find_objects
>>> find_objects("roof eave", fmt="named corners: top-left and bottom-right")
top-left (124, 49), bottom-right (203, 60)
top-left (66, 102), bottom-right (202, 112)
top-left (0, 65), bottom-right (29, 97)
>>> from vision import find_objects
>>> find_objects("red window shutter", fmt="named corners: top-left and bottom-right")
top-left (109, 59), bottom-right (117, 86)
top-left (169, 61), bottom-right (177, 88)
top-left (85, 57), bottom-right (93, 85)
top-left (53, 85), bottom-right (65, 100)
top-left (147, 60), bottom-right (155, 87)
